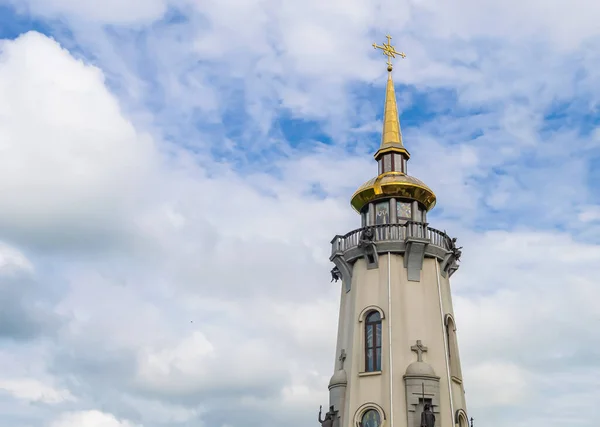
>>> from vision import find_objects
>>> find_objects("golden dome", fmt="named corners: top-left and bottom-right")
top-left (350, 172), bottom-right (436, 213)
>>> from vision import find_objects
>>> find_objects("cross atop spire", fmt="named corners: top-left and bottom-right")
top-left (372, 35), bottom-right (406, 72)
top-left (372, 35), bottom-right (407, 151)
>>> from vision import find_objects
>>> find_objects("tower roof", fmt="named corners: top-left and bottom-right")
top-left (350, 36), bottom-right (436, 213)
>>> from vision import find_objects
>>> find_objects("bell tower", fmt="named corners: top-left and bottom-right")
top-left (323, 36), bottom-right (469, 427)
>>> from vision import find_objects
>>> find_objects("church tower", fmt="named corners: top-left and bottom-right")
top-left (324, 36), bottom-right (469, 427)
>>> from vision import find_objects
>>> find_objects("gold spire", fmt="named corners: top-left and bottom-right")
top-left (372, 35), bottom-right (409, 158)
top-left (381, 71), bottom-right (403, 147)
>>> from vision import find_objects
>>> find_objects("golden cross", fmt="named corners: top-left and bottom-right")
top-left (372, 35), bottom-right (406, 71)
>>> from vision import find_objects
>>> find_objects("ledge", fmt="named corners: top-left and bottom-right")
top-left (451, 376), bottom-right (463, 385)
top-left (358, 371), bottom-right (383, 377)
top-left (403, 373), bottom-right (441, 381)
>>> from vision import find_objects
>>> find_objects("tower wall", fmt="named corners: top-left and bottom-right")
top-left (332, 254), bottom-right (467, 427)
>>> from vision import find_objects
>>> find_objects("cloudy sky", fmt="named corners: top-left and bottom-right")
top-left (0, 0), bottom-right (599, 426)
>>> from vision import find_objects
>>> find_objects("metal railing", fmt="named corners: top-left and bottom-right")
top-left (331, 222), bottom-right (450, 256)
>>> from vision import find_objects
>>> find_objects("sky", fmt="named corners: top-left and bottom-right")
top-left (0, 0), bottom-right (599, 426)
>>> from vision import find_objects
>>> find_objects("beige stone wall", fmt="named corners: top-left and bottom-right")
top-left (337, 254), bottom-right (467, 427)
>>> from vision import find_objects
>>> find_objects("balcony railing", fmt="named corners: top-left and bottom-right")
top-left (331, 222), bottom-right (451, 256)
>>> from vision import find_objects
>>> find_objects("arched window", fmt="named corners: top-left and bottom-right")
top-left (445, 315), bottom-right (463, 381)
top-left (445, 317), bottom-right (452, 365)
top-left (365, 311), bottom-right (382, 372)
top-left (361, 409), bottom-right (381, 427)
top-left (456, 409), bottom-right (469, 427)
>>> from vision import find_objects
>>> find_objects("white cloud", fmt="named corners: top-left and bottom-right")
top-left (135, 332), bottom-right (216, 393)
top-left (417, 0), bottom-right (600, 50)
top-left (119, 395), bottom-right (203, 424)
top-left (0, 32), bottom-right (158, 251)
top-left (0, 241), bottom-right (61, 341)
top-left (579, 206), bottom-right (600, 223)
top-left (0, 243), bottom-right (33, 275)
top-left (50, 410), bottom-right (140, 427)
top-left (0, 378), bottom-right (74, 404)
top-left (465, 361), bottom-right (532, 406)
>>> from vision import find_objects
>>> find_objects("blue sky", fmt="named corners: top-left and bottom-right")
top-left (0, 5), bottom-right (48, 37)
top-left (0, 1), bottom-right (599, 427)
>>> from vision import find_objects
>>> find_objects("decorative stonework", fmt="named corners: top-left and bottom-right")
top-left (411, 340), bottom-right (428, 362)
top-left (318, 405), bottom-right (338, 427)
top-left (404, 340), bottom-right (440, 427)
top-left (331, 224), bottom-right (450, 262)
top-left (335, 350), bottom-right (345, 374)
top-left (404, 237), bottom-right (429, 282)
top-left (455, 409), bottom-right (469, 426)
top-left (328, 349), bottom-right (348, 425)
top-left (440, 234), bottom-right (462, 277)
top-left (353, 402), bottom-right (387, 427)
top-left (358, 305), bottom-right (385, 322)
top-left (330, 266), bottom-right (341, 283)
top-left (330, 224), bottom-right (462, 282)
top-left (358, 227), bottom-right (379, 269)
top-left (404, 377), bottom-right (441, 427)
top-left (330, 254), bottom-right (353, 292)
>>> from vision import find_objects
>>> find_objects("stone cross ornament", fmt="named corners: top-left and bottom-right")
top-left (338, 349), bottom-right (347, 370)
top-left (411, 340), bottom-right (428, 362)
